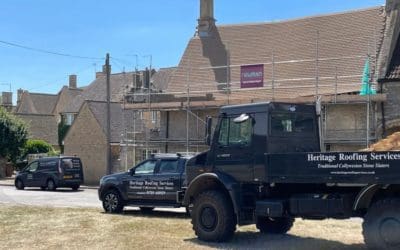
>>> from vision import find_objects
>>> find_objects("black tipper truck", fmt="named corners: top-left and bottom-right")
top-left (183, 102), bottom-right (400, 249)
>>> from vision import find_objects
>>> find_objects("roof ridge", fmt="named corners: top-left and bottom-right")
top-left (217, 6), bottom-right (384, 28)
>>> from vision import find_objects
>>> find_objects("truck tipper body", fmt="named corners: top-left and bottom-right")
top-left (183, 102), bottom-right (400, 249)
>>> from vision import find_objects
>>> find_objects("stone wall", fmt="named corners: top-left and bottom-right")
top-left (64, 104), bottom-right (107, 185)
top-left (380, 82), bottom-right (400, 135)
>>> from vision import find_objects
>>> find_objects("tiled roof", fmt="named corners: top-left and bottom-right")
top-left (63, 72), bottom-right (135, 113)
top-left (152, 67), bottom-right (177, 91)
top-left (53, 86), bottom-right (83, 115)
top-left (166, 7), bottom-right (386, 100)
top-left (86, 101), bottom-right (140, 143)
top-left (15, 91), bottom-right (58, 115)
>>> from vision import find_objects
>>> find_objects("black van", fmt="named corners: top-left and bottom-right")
top-left (15, 156), bottom-right (84, 191)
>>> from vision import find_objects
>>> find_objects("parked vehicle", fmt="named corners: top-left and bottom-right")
top-left (98, 153), bottom-right (193, 213)
top-left (15, 156), bottom-right (84, 191)
top-left (183, 102), bottom-right (400, 249)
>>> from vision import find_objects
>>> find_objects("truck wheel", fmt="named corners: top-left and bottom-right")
top-left (256, 217), bottom-right (294, 234)
top-left (139, 207), bottom-right (154, 213)
top-left (102, 190), bottom-right (124, 213)
top-left (15, 179), bottom-right (24, 190)
top-left (191, 190), bottom-right (236, 242)
top-left (363, 198), bottom-right (400, 250)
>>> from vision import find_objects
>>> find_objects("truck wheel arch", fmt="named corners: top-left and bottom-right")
top-left (353, 184), bottom-right (400, 211)
top-left (184, 173), bottom-right (240, 215)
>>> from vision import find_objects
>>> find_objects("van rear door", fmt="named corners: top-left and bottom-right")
top-left (61, 158), bottom-right (83, 181)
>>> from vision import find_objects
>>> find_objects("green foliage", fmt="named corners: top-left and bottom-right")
top-left (23, 139), bottom-right (54, 157)
top-left (0, 107), bottom-right (28, 163)
top-left (58, 122), bottom-right (70, 153)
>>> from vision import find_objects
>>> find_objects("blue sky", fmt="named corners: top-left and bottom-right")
top-left (0, 0), bottom-right (385, 102)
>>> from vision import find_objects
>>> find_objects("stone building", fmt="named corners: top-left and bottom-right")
top-left (14, 76), bottom-right (83, 148)
top-left (126, 0), bottom-right (399, 153)
top-left (63, 101), bottom-right (140, 184)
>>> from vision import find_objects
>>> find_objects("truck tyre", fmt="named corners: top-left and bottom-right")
top-left (191, 190), bottom-right (236, 242)
top-left (256, 216), bottom-right (294, 234)
top-left (363, 199), bottom-right (400, 250)
top-left (102, 190), bottom-right (124, 213)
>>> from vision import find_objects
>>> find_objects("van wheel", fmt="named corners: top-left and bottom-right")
top-left (40, 186), bottom-right (46, 191)
top-left (47, 179), bottom-right (57, 191)
top-left (139, 207), bottom-right (154, 213)
top-left (363, 198), bottom-right (400, 250)
top-left (102, 190), bottom-right (124, 213)
top-left (191, 190), bottom-right (236, 242)
top-left (256, 217), bottom-right (295, 234)
top-left (15, 179), bottom-right (24, 190)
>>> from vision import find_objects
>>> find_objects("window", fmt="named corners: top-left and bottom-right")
top-left (151, 111), bottom-right (158, 123)
top-left (26, 162), bottom-right (39, 172)
top-left (159, 160), bottom-right (179, 174)
top-left (270, 113), bottom-right (314, 135)
top-left (135, 161), bottom-right (156, 175)
top-left (218, 117), bottom-right (252, 146)
top-left (64, 113), bottom-right (75, 125)
top-left (62, 159), bottom-right (81, 169)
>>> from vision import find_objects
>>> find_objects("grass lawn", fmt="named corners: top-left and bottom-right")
top-left (0, 205), bottom-right (366, 250)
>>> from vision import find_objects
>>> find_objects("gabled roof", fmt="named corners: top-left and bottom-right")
top-left (86, 101), bottom-right (139, 143)
top-left (166, 7), bottom-right (386, 100)
top-left (52, 86), bottom-right (84, 115)
top-left (63, 72), bottom-right (135, 113)
top-left (15, 91), bottom-right (58, 115)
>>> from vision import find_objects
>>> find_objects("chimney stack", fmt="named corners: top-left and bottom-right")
top-left (197, 0), bottom-right (216, 37)
top-left (1, 92), bottom-right (12, 107)
top-left (17, 89), bottom-right (23, 105)
top-left (69, 74), bottom-right (77, 89)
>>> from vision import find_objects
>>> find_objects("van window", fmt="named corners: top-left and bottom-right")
top-left (158, 160), bottom-right (179, 174)
top-left (62, 159), bottom-right (81, 169)
top-left (135, 161), bottom-right (156, 175)
top-left (26, 162), bottom-right (39, 172)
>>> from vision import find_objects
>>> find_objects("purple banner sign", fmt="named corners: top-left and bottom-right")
top-left (240, 64), bottom-right (264, 88)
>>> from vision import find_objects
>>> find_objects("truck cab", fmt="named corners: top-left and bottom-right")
top-left (184, 102), bottom-right (400, 249)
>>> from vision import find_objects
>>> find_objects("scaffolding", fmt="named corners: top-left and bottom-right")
top-left (120, 31), bottom-right (386, 165)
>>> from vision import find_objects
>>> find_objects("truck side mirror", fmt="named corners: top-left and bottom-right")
top-left (205, 116), bottom-right (212, 146)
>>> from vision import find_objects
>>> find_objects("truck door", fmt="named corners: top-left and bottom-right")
top-left (213, 115), bottom-right (254, 182)
top-left (152, 158), bottom-right (182, 203)
top-left (125, 160), bottom-right (157, 200)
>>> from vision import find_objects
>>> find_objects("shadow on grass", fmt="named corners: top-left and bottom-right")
top-left (184, 232), bottom-right (366, 250)
top-left (101, 209), bottom-right (189, 220)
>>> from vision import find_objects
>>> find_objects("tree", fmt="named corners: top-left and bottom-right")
top-left (58, 121), bottom-right (70, 153)
top-left (0, 107), bottom-right (28, 163)
top-left (23, 139), bottom-right (55, 157)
